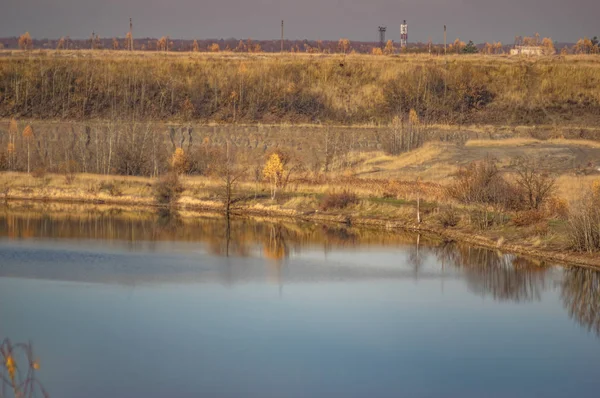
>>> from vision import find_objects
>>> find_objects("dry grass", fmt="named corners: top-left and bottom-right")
top-left (466, 138), bottom-right (600, 148)
top-left (2, 51), bottom-right (600, 125)
top-left (555, 175), bottom-right (600, 203)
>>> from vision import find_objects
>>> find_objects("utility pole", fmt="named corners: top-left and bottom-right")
top-left (129, 18), bottom-right (133, 51)
top-left (444, 25), bottom-right (447, 55)
top-left (281, 20), bottom-right (284, 52)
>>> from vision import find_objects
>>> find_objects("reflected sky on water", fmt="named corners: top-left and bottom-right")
top-left (0, 208), bottom-right (599, 398)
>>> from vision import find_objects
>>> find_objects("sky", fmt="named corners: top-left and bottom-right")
top-left (2, 0), bottom-right (598, 43)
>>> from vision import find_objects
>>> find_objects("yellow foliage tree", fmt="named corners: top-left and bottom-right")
top-left (453, 38), bottom-right (466, 54)
top-left (541, 37), bottom-right (555, 55)
top-left (157, 36), bottom-right (168, 51)
top-left (263, 153), bottom-right (284, 199)
top-left (18, 32), bottom-right (33, 50)
top-left (23, 125), bottom-right (34, 173)
top-left (574, 37), bottom-right (593, 54)
top-left (57, 37), bottom-right (66, 50)
top-left (210, 43), bottom-right (220, 52)
top-left (338, 38), bottom-right (350, 54)
top-left (125, 32), bottom-right (133, 50)
top-left (384, 40), bottom-right (394, 55)
top-left (171, 148), bottom-right (188, 174)
top-left (371, 47), bottom-right (383, 55)
top-left (112, 38), bottom-right (119, 50)
top-left (192, 40), bottom-right (199, 52)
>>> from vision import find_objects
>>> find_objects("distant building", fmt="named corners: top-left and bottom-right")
top-left (510, 46), bottom-right (543, 56)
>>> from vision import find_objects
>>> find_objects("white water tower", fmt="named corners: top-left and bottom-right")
top-left (400, 20), bottom-right (408, 48)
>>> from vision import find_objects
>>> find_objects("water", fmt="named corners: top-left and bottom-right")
top-left (0, 206), bottom-right (599, 398)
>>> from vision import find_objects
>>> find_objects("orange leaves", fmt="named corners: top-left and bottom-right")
top-left (18, 32), bottom-right (32, 50)
top-left (383, 40), bottom-right (395, 55)
top-left (5, 354), bottom-right (16, 381)
top-left (338, 38), bottom-right (350, 54)
top-left (23, 124), bottom-right (34, 139)
top-left (263, 153), bottom-right (284, 199)
top-left (171, 148), bottom-right (188, 174)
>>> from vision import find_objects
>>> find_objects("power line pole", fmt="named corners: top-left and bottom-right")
top-left (281, 20), bottom-right (284, 52)
top-left (444, 25), bottom-right (447, 55)
top-left (129, 17), bottom-right (133, 51)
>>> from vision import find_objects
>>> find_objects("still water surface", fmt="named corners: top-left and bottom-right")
top-left (0, 208), bottom-right (599, 398)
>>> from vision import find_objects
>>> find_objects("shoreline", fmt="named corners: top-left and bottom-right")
top-left (4, 194), bottom-right (599, 271)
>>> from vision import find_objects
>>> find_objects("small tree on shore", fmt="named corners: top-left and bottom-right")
top-left (263, 153), bottom-right (284, 200)
top-left (171, 148), bottom-right (188, 175)
top-left (214, 142), bottom-right (245, 214)
top-left (23, 125), bottom-right (33, 173)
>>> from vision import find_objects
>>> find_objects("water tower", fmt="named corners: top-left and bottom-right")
top-left (400, 20), bottom-right (408, 48)
top-left (378, 26), bottom-right (387, 48)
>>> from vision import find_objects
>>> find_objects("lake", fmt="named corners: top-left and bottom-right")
top-left (0, 206), bottom-right (599, 398)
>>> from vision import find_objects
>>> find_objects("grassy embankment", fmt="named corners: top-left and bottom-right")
top-left (1, 136), bottom-right (599, 268)
top-left (1, 50), bottom-right (600, 126)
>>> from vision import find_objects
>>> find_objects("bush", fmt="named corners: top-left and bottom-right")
top-left (320, 190), bottom-right (359, 211)
top-left (99, 181), bottom-right (123, 197)
top-left (546, 197), bottom-right (569, 219)
top-left (568, 186), bottom-right (600, 252)
top-left (153, 172), bottom-right (184, 206)
top-left (512, 156), bottom-right (556, 210)
top-left (31, 167), bottom-right (46, 179)
top-left (438, 208), bottom-right (460, 227)
top-left (447, 157), bottom-right (522, 210)
top-left (512, 210), bottom-right (547, 227)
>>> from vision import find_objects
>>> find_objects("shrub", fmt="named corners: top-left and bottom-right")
top-left (64, 173), bottom-right (76, 185)
top-left (438, 207), bottom-right (460, 227)
top-left (31, 167), bottom-right (46, 179)
top-left (512, 210), bottom-right (547, 227)
top-left (546, 197), bottom-right (569, 219)
top-left (320, 190), bottom-right (359, 211)
top-left (512, 156), bottom-right (556, 210)
top-left (568, 185), bottom-right (600, 252)
top-left (447, 157), bottom-right (522, 210)
top-left (99, 181), bottom-right (123, 197)
top-left (153, 172), bottom-right (184, 206)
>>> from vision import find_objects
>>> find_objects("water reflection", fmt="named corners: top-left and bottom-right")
top-left (2, 204), bottom-right (600, 340)
top-left (433, 243), bottom-right (548, 302)
top-left (561, 267), bottom-right (600, 337)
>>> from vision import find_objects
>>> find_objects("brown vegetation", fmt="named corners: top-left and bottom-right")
top-left (1, 53), bottom-right (600, 125)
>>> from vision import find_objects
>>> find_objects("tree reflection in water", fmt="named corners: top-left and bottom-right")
top-left (561, 267), bottom-right (600, 337)
top-left (433, 242), bottom-right (548, 302)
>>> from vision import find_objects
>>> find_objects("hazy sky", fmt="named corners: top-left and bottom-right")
top-left (2, 0), bottom-right (598, 43)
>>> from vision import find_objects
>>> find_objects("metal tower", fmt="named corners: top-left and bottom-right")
top-left (400, 20), bottom-right (408, 48)
top-left (378, 26), bottom-right (387, 48)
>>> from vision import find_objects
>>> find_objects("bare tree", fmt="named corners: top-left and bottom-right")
top-left (213, 142), bottom-right (245, 214)
top-left (512, 156), bottom-right (556, 210)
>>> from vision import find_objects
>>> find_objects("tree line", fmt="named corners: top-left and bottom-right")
top-left (1, 56), bottom-right (599, 126)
